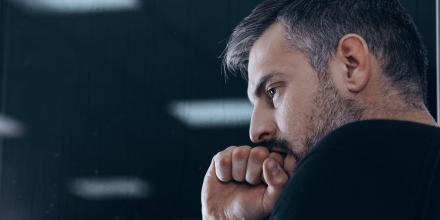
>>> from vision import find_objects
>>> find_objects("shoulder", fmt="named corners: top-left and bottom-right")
top-left (270, 120), bottom-right (440, 220)
top-left (313, 119), bottom-right (440, 154)
top-left (271, 149), bottom-right (410, 220)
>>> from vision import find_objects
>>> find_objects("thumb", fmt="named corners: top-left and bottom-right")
top-left (262, 158), bottom-right (289, 212)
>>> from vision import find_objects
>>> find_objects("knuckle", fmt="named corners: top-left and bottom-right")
top-left (224, 146), bottom-right (237, 152)
top-left (232, 147), bottom-right (250, 160)
top-left (213, 148), bottom-right (233, 167)
top-left (213, 152), bottom-right (221, 159)
top-left (250, 147), bottom-right (269, 161)
top-left (213, 152), bottom-right (221, 163)
top-left (218, 155), bottom-right (231, 168)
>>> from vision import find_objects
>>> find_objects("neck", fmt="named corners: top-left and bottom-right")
top-left (362, 101), bottom-right (438, 127)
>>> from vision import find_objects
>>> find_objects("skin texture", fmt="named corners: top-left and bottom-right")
top-left (201, 22), bottom-right (437, 220)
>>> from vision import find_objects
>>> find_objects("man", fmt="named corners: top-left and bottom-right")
top-left (202, 0), bottom-right (440, 219)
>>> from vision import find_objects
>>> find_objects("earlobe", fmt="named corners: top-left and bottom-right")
top-left (337, 34), bottom-right (371, 93)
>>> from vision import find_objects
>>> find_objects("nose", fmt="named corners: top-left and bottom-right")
top-left (249, 106), bottom-right (277, 143)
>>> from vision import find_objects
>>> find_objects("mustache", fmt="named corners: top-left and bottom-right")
top-left (260, 139), bottom-right (290, 152)
top-left (259, 139), bottom-right (301, 162)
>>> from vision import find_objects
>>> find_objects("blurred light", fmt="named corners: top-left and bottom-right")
top-left (0, 114), bottom-right (24, 138)
top-left (68, 176), bottom-right (151, 200)
top-left (11, 0), bottom-right (141, 14)
top-left (168, 99), bottom-right (252, 128)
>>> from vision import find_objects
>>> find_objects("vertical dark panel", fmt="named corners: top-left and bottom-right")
top-left (0, 0), bottom-right (6, 198)
top-left (437, 0), bottom-right (440, 123)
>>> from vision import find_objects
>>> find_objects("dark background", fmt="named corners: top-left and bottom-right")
top-left (0, 0), bottom-right (436, 219)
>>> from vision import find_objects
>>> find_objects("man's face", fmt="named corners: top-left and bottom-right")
top-left (247, 23), bottom-right (364, 162)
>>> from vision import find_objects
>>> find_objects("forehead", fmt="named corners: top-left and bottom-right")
top-left (247, 23), bottom-right (310, 97)
top-left (248, 23), bottom-right (289, 77)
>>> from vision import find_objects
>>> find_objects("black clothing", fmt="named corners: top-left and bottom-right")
top-left (270, 120), bottom-right (440, 220)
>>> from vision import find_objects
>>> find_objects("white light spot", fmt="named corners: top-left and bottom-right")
top-left (0, 114), bottom-right (24, 138)
top-left (10, 0), bottom-right (142, 14)
top-left (168, 98), bottom-right (252, 128)
top-left (68, 176), bottom-right (151, 200)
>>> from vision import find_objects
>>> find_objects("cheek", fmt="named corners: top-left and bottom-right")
top-left (275, 88), bottom-right (315, 135)
top-left (275, 93), bottom-right (300, 133)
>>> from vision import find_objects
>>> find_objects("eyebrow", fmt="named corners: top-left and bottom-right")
top-left (249, 72), bottom-right (283, 103)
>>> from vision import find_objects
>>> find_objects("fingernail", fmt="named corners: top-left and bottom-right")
top-left (268, 159), bottom-right (279, 175)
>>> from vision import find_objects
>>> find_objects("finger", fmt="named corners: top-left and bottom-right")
top-left (268, 152), bottom-right (284, 167)
top-left (245, 147), bottom-right (269, 185)
top-left (213, 146), bottom-right (236, 182)
top-left (231, 146), bottom-right (251, 182)
top-left (284, 153), bottom-right (297, 177)
top-left (260, 152), bottom-right (285, 184)
top-left (262, 158), bottom-right (289, 211)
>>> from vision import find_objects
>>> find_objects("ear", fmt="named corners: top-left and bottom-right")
top-left (335, 34), bottom-right (372, 93)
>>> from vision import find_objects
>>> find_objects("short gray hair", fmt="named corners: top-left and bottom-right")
top-left (223, 0), bottom-right (428, 102)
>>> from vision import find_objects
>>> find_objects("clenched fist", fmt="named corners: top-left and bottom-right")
top-left (201, 146), bottom-right (296, 220)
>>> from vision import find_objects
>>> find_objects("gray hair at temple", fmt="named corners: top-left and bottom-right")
top-left (223, 0), bottom-right (428, 104)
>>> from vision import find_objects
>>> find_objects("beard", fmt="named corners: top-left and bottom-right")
top-left (263, 72), bottom-right (365, 163)
top-left (299, 72), bottom-right (365, 159)
top-left (268, 72), bottom-right (364, 163)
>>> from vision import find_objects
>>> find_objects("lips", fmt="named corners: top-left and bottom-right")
top-left (269, 146), bottom-right (289, 155)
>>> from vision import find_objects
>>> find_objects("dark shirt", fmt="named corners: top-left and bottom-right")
top-left (270, 120), bottom-right (440, 220)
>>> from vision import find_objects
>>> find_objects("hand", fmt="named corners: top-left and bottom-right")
top-left (201, 146), bottom-right (297, 220)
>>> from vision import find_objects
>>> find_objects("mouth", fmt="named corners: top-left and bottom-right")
top-left (269, 146), bottom-right (290, 155)
top-left (260, 139), bottom-right (295, 158)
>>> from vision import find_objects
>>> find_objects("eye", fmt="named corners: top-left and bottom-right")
top-left (266, 87), bottom-right (277, 99)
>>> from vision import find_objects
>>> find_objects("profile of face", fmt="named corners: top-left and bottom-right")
top-left (247, 23), bottom-right (365, 162)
